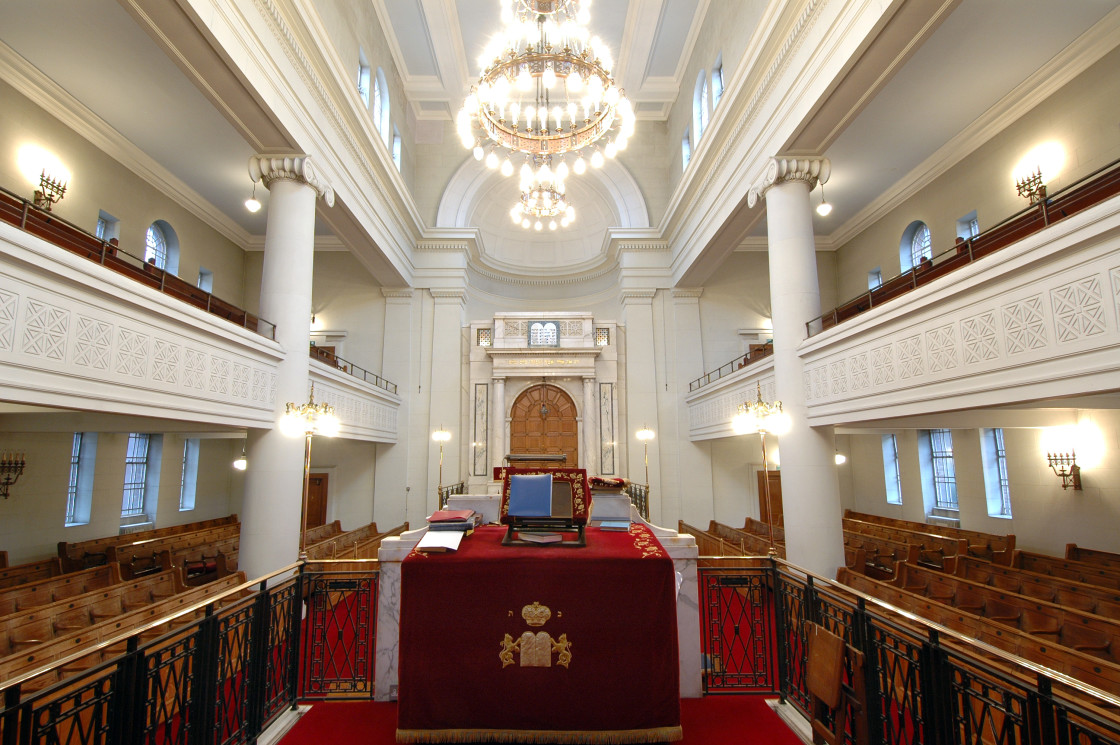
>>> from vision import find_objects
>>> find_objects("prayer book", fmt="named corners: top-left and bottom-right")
top-left (519, 532), bottom-right (562, 544)
top-left (427, 509), bottom-right (476, 523)
top-left (598, 520), bottom-right (631, 532)
top-left (417, 529), bottom-right (464, 552)
top-left (507, 473), bottom-right (553, 518)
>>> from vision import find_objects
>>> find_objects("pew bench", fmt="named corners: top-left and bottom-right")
top-left (0, 564), bottom-right (122, 616)
top-left (0, 557), bottom-right (65, 590)
top-left (1002, 550), bottom-right (1120, 590)
top-left (58, 515), bottom-right (238, 571)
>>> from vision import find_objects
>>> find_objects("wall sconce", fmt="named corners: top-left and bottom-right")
top-left (0, 452), bottom-right (26, 499)
top-left (34, 170), bottom-right (67, 211)
top-left (1046, 451), bottom-right (1081, 490)
top-left (1015, 167), bottom-right (1046, 204)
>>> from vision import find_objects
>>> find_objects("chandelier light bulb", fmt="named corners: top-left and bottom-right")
top-left (511, 208), bottom-right (522, 223)
top-left (473, 145), bottom-right (485, 161)
top-left (521, 218), bottom-right (531, 228)
top-left (549, 220), bottom-right (558, 230)
top-left (485, 150), bottom-right (499, 169)
top-left (501, 158), bottom-right (514, 176)
top-left (534, 220), bottom-right (543, 231)
top-left (542, 66), bottom-right (557, 89)
top-left (574, 156), bottom-right (587, 174)
top-left (591, 150), bottom-right (605, 168)
top-left (605, 141), bottom-right (617, 159)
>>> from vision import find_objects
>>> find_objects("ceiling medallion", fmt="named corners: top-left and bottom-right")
top-left (459, 0), bottom-right (635, 191)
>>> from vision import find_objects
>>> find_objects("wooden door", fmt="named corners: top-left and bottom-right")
top-left (304, 473), bottom-right (328, 530)
top-left (758, 470), bottom-right (783, 530)
top-left (509, 384), bottom-right (578, 467)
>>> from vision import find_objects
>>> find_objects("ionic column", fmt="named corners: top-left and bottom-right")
top-left (240, 155), bottom-right (334, 578)
top-left (747, 157), bottom-right (844, 576)
top-left (582, 376), bottom-right (598, 474)
top-left (491, 377), bottom-right (506, 471)
top-left (621, 289), bottom-right (660, 523)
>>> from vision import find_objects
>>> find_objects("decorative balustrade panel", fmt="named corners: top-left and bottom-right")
top-left (685, 371), bottom-right (778, 440)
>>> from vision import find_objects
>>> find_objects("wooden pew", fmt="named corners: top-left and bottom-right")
top-left (0, 564), bottom-right (123, 616)
top-left (841, 517), bottom-right (965, 569)
top-left (0, 572), bottom-right (247, 694)
top-left (709, 520), bottom-right (784, 557)
top-left (319, 523), bottom-right (411, 560)
top-left (303, 520), bottom-right (344, 548)
top-left (0, 570), bottom-right (184, 659)
top-left (0, 551), bottom-right (6, 568)
top-left (1066, 544), bottom-right (1120, 571)
top-left (843, 531), bottom-right (917, 579)
top-left (58, 515), bottom-right (238, 570)
top-left (306, 522), bottom-right (380, 560)
top-left (844, 510), bottom-right (1014, 560)
top-left (999, 550), bottom-right (1120, 590)
top-left (108, 524), bottom-right (240, 579)
top-left (0, 556), bottom-right (65, 590)
top-left (837, 567), bottom-right (1120, 698)
top-left (953, 555), bottom-right (1120, 619)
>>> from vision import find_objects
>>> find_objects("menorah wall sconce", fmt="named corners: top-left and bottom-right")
top-left (1046, 451), bottom-right (1082, 491)
top-left (1015, 167), bottom-right (1046, 204)
top-left (34, 170), bottom-right (67, 211)
top-left (0, 452), bottom-right (26, 499)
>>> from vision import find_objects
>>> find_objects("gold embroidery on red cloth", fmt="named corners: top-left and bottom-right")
top-left (630, 525), bottom-right (665, 558)
top-left (499, 602), bottom-right (573, 669)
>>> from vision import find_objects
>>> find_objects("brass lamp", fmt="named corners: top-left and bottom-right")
top-left (432, 427), bottom-right (452, 506)
top-left (732, 382), bottom-right (791, 554)
top-left (279, 384), bottom-right (340, 559)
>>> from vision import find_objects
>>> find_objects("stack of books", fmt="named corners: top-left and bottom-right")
top-left (426, 509), bottom-right (481, 534)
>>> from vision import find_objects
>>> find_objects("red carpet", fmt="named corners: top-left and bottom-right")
top-left (280, 696), bottom-right (804, 744)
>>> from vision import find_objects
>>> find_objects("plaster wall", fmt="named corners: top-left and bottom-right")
top-left (0, 80), bottom-right (247, 303)
top-left (835, 44), bottom-right (1120, 300)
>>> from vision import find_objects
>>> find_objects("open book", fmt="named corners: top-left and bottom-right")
top-left (416, 529), bottom-right (464, 553)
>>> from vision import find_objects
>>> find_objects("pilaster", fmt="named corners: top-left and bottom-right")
top-left (620, 289), bottom-right (661, 524)
top-left (670, 288), bottom-right (712, 526)
top-left (374, 288), bottom-right (414, 526)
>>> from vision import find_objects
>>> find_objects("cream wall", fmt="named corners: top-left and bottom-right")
top-left (834, 44), bottom-right (1120, 300)
top-left (0, 80), bottom-right (248, 304)
top-left (0, 430), bottom-right (238, 565)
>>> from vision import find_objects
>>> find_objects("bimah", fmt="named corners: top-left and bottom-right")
top-left (500, 468), bottom-right (591, 547)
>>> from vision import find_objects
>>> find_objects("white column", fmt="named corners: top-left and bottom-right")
top-left (582, 376), bottom-right (598, 474)
top-left (374, 288), bottom-right (414, 526)
top-left (671, 289), bottom-right (712, 526)
top-left (240, 155), bottom-right (334, 578)
top-left (621, 290), bottom-right (661, 523)
top-left (491, 377), bottom-right (506, 471)
top-left (748, 157), bottom-right (844, 576)
top-left (426, 289), bottom-right (465, 521)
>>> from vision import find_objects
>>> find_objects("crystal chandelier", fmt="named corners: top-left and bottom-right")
top-left (459, 0), bottom-right (635, 178)
top-left (509, 154), bottom-right (576, 230)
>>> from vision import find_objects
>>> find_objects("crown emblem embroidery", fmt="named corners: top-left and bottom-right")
top-left (522, 602), bottom-right (551, 627)
top-left (500, 601), bottom-right (572, 669)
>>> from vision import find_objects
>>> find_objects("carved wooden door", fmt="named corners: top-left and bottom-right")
top-left (509, 384), bottom-right (578, 467)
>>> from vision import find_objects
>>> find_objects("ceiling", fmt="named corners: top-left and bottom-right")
top-left (0, 0), bottom-right (1117, 263)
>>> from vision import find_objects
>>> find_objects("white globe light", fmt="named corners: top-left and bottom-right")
top-left (485, 150), bottom-right (499, 169)
top-left (605, 141), bottom-right (617, 159)
top-left (549, 220), bottom-right (557, 230)
top-left (573, 156), bottom-right (587, 174)
top-left (473, 145), bottom-right (485, 161)
top-left (534, 220), bottom-right (543, 231)
top-left (522, 218), bottom-right (531, 228)
top-left (501, 158), bottom-right (514, 176)
top-left (591, 150), bottom-right (605, 168)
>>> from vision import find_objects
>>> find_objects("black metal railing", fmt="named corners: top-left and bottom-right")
top-left (437, 481), bottom-right (466, 509)
top-left (807, 156), bottom-right (1120, 338)
top-left (696, 556), bottom-right (1120, 744)
top-left (310, 346), bottom-right (398, 395)
top-left (689, 342), bottom-right (774, 392)
top-left (0, 184), bottom-right (277, 340)
top-left (0, 561), bottom-right (378, 745)
top-left (625, 482), bottom-right (650, 520)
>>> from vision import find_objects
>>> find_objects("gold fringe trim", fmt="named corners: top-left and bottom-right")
top-left (396, 725), bottom-right (683, 743)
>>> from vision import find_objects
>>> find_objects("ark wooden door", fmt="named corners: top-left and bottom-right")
top-left (509, 384), bottom-right (578, 467)
top-left (757, 471), bottom-right (783, 530)
top-left (304, 473), bottom-right (328, 530)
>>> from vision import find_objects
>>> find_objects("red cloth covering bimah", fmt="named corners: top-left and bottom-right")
top-left (397, 524), bottom-right (681, 744)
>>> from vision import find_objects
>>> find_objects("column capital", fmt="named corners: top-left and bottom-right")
top-left (381, 287), bottom-right (414, 299)
top-left (249, 154), bottom-right (335, 206)
top-left (430, 288), bottom-right (467, 305)
top-left (670, 287), bottom-right (704, 301)
top-left (619, 288), bottom-right (656, 305)
top-left (747, 157), bottom-right (830, 208)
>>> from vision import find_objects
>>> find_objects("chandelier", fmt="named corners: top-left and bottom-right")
top-left (458, 0), bottom-right (635, 178)
top-left (509, 154), bottom-right (576, 230)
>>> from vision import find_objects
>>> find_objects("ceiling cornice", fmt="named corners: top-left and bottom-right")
top-left (0, 41), bottom-right (254, 250)
top-left (821, 6), bottom-right (1120, 248)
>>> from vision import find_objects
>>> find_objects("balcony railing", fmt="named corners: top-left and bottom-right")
top-left (689, 341), bottom-right (773, 392)
top-left (310, 345), bottom-right (397, 394)
top-left (808, 156), bottom-right (1120, 337)
top-left (0, 185), bottom-right (276, 340)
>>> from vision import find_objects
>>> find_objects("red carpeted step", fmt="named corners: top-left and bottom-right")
top-left (279, 696), bottom-right (803, 745)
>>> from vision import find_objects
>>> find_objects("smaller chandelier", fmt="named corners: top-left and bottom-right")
top-left (509, 154), bottom-right (575, 230)
top-left (279, 384), bottom-right (341, 438)
top-left (732, 383), bottom-right (791, 436)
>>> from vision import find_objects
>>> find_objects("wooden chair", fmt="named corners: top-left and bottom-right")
top-left (805, 622), bottom-right (868, 745)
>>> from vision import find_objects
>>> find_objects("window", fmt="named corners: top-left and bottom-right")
top-left (528, 321), bottom-right (559, 347)
top-left (95, 210), bottom-right (119, 241)
top-left (392, 127), bottom-right (402, 171)
top-left (65, 432), bottom-right (97, 526)
top-left (956, 210), bottom-right (979, 240)
top-left (373, 68), bottom-right (390, 145)
top-left (682, 130), bottom-right (691, 169)
top-left (868, 268), bottom-right (882, 290)
top-left (594, 328), bottom-right (610, 346)
top-left (981, 428), bottom-right (1012, 517)
top-left (357, 49), bottom-right (371, 107)
top-left (121, 433), bottom-right (161, 519)
top-left (693, 71), bottom-right (709, 141)
top-left (899, 220), bottom-right (931, 271)
top-left (197, 268), bottom-right (213, 293)
top-left (926, 428), bottom-right (958, 510)
top-left (712, 59), bottom-right (724, 109)
top-left (882, 434), bottom-right (902, 504)
top-left (477, 328), bottom-right (492, 347)
top-left (144, 220), bottom-right (180, 274)
top-left (179, 438), bottom-right (200, 511)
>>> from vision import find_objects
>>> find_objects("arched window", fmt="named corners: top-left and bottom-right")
top-left (681, 129), bottom-right (692, 169)
top-left (899, 220), bottom-right (931, 272)
top-left (712, 58), bottom-right (724, 108)
top-left (145, 220), bottom-right (180, 274)
top-left (357, 49), bottom-right (371, 107)
top-left (373, 68), bottom-right (390, 146)
top-left (392, 127), bottom-right (402, 171)
top-left (693, 71), bottom-right (709, 141)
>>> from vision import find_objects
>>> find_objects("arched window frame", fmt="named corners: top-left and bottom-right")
top-left (681, 129), bottom-right (692, 169)
top-left (899, 220), bottom-right (932, 272)
top-left (693, 70), bottom-right (709, 141)
top-left (712, 57), bottom-right (724, 108)
top-left (357, 48), bottom-right (371, 107)
top-left (373, 68), bottom-right (390, 146)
